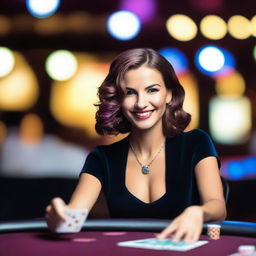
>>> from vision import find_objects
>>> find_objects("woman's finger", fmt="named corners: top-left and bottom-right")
top-left (156, 222), bottom-right (178, 239)
top-left (172, 227), bottom-right (187, 243)
top-left (45, 205), bottom-right (51, 213)
top-left (184, 230), bottom-right (196, 243)
top-left (51, 197), bottom-right (67, 221)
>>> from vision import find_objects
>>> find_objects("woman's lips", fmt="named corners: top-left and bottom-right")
top-left (132, 110), bottom-right (154, 120)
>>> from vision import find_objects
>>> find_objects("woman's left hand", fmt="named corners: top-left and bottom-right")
top-left (156, 206), bottom-right (204, 243)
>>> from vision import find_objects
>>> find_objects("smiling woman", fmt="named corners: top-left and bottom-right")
top-left (121, 66), bottom-right (171, 131)
top-left (45, 48), bottom-right (226, 244)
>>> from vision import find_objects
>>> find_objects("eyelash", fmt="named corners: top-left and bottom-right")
top-left (126, 88), bottom-right (159, 95)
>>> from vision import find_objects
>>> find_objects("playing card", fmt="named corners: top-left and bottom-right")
top-left (55, 208), bottom-right (89, 233)
top-left (117, 238), bottom-right (208, 251)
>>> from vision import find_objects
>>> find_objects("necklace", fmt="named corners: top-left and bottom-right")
top-left (129, 141), bottom-right (165, 175)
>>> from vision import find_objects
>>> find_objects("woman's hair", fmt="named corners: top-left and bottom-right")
top-left (95, 48), bottom-right (191, 137)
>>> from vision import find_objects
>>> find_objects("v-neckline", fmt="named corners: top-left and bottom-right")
top-left (122, 136), bottom-right (169, 205)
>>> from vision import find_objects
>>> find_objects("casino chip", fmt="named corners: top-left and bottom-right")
top-left (238, 245), bottom-right (256, 255)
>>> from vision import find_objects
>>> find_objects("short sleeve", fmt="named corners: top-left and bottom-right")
top-left (80, 147), bottom-right (104, 184)
top-left (192, 129), bottom-right (221, 169)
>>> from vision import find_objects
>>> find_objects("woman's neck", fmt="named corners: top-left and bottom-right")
top-left (129, 127), bottom-right (165, 159)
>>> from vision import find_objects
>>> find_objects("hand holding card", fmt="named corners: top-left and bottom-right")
top-left (55, 208), bottom-right (89, 233)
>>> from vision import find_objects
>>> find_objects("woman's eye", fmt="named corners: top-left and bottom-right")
top-left (126, 90), bottom-right (135, 95)
top-left (148, 88), bottom-right (159, 93)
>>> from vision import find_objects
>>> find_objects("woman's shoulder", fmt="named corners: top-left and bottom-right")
top-left (167, 129), bottom-right (211, 146)
top-left (184, 128), bottom-right (210, 138)
top-left (93, 135), bottom-right (129, 154)
top-left (171, 128), bottom-right (209, 139)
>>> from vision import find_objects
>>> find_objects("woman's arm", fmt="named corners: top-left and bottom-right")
top-left (157, 156), bottom-right (226, 242)
top-left (68, 173), bottom-right (102, 211)
top-left (195, 156), bottom-right (227, 221)
top-left (45, 173), bottom-right (102, 231)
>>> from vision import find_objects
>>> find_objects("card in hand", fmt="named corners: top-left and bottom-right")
top-left (55, 208), bottom-right (89, 233)
top-left (118, 238), bottom-right (208, 251)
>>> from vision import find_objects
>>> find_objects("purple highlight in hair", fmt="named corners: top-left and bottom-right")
top-left (95, 48), bottom-right (191, 137)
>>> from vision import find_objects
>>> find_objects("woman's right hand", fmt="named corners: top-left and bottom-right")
top-left (45, 197), bottom-right (68, 232)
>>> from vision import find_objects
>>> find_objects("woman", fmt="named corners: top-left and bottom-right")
top-left (45, 48), bottom-right (226, 243)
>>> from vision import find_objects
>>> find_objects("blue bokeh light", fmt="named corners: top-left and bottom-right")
top-left (227, 161), bottom-right (244, 180)
top-left (226, 157), bottom-right (256, 180)
top-left (158, 47), bottom-right (188, 75)
top-left (195, 45), bottom-right (235, 77)
top-left (26, 0), bottom-right (61, 18)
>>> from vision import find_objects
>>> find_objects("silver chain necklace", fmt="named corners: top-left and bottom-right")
top-left (129, 141), bottom-right (165, 175)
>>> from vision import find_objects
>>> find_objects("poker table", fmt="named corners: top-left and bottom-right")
top-left (0, 219), bottom-right (255, 256)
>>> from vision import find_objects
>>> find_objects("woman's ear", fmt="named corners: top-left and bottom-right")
top-left (166, 90), bottom-right (172, 104)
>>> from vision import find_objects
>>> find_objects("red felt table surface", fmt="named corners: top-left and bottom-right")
top-left (1, 231), bottom-right (256, 256)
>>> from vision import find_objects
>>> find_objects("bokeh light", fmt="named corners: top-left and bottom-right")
top-left (0, 52), bottom-right (39, 111)
top-left (0, 15), bottom-right (11, 36)
top-left (26, 0), bottom-right (61, 18)
top-left (200, 15), bottom-right (227, 40)
top-left (34, 15), bottom-right (66, 35)
top-left (46, 50), bottom-right (78, 81)
top-left (209, 96), bottom-right (251, 144)
top-left (50, 53), bottom-right (109, 138)
top-left (119, 0), bottom-right (156, 23)
top-left (107, 11), bottom-right (141, 40)
top-left (20, 114), bottom-right (44, 144)
top-left (215, 71), bottom-right (245, 98)
top-left (228, 15), bottom-right (252, 39)
top-left (0, 121), bottom-right (7, 144)
top-left (252, 15), bottom-right (256, 37)
top-left (158, 47), bottom-right (188, 75)
top-left (195, 45), bottom-right (225, 74)
top-left (166, 14), bottom-right (197, 41)
top-left (253, 45), bottom-right (256, 61)
top-left (226, 157), bottom-right (256, 180)
top-left (212, 48), bottom-right (235, 78)
top-left (178, 72), bottom-right (199, 129)
top-left (0, 47), bottom-right (15, 78)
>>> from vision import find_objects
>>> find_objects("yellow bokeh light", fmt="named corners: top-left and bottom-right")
top-left (0, 121), bottom-right (7, 143)
top-left (46, 50), bottom-right (78, 81)
top-left (251, 15), bottom-right (256, 37)
top-left (50, 53), bottom-right (109, 138)
top-left (209, 96), bottom-right (251, 144)
top-left (228, 15), bottom-right (252, 39)
top-left (166, 14), bottom-right (198, 41)
top-left (200, 15), bottom-right (227, 40)
top-left (178, 72), bottom-right (199, 130)
top-left (0, 15), bottom-right (11, 36)
top-left (34, 15), bottom-right (66, 35)
top-left (20, 113), bottom-right (44, 144)
top-left (215, 71), bottom-right (245, 98)
top-left (0, 52), bottom-right (39, 111)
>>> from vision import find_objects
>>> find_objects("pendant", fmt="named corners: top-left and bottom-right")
top-left (141, 166), bottom-right (150, 174)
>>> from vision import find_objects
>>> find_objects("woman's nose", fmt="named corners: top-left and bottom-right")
top-left (135, 94), bottom-right (148, 109)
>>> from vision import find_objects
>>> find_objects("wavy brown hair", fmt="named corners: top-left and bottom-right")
top-left (95, 48), bottom-right (191, 137)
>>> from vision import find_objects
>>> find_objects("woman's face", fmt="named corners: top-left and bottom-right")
top-left (121, 65), bottom-right (172, 132)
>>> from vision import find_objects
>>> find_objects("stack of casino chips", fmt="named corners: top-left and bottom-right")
top-left (207, 224), bottom-right (221, 240)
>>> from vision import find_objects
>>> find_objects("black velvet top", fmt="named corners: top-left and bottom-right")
top-left (80, 129), bottom-right (220, 219)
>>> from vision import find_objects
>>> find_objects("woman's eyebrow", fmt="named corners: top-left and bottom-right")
top-left (125, 84), bottom-right (161, 90)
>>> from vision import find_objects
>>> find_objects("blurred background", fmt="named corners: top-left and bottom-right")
top-left (0, 0), bottom-right (255, 221)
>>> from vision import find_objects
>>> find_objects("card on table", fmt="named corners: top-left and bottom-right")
top-left (117, 238), bottom-right (208, 251)
top-left (55, 208), bottom-right (89, 233)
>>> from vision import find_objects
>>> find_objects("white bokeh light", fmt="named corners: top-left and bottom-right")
top-left (45, 50), bottom-right (77, 81)
top-left (198, 46), bottom-right (225, 72)
top-left (107, 11), bottom-right (141, 40)
top-left (0, 47), bottom-right (15, 77)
